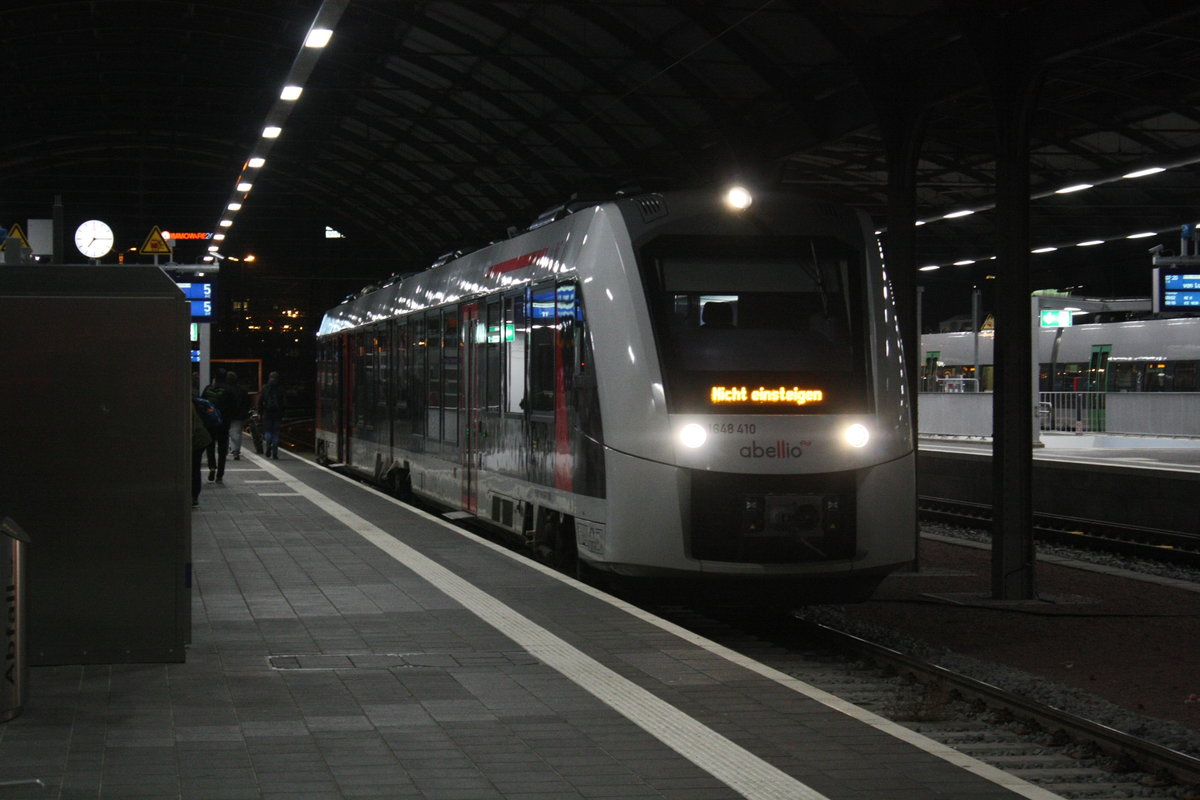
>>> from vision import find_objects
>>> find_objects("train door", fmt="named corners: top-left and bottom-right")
top-left (461, 303), bottom-right (481, 513)
top-left (923, 351), bottom-right (940, 391)
top-left (338, 333), bottom-right (354, 463)
top-left (1087, 344), bottom-right (1111, 430)
top-left (316, 336), bottom-right (345, 464)
top-left (1087, 344), bottom-right (1112, 391)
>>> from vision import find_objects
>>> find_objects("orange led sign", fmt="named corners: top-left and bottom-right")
top-left (710, 385), bottom-right (825, 406)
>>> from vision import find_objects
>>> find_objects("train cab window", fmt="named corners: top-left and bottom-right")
top-left (642, 236), bottom-right (868, 413)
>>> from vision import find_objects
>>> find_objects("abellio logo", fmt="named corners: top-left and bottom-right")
top-left (739, 439), bottom-right (812, 459)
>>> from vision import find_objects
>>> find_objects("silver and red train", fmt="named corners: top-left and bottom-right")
top-left (315, 187), bottom-right (915, 602)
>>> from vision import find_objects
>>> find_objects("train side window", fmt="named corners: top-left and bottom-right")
top-left (1174, 361), bottom-right (1197, 391)
top-left (506, 294), bottom-right (526, 414)
top-left (442, 308), bottom-right (460, 446)
top-left (392, 319), bottom-right (410, 437)
top-left (410, 314), bottom-right (427, 437)
top-left (426, 312), bottom-right (443, 440)
top-left (528, 283), bottom-right (557, 413)
top-left (485, 300), bottom-right (503, 412)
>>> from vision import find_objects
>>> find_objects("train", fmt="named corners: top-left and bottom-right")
top-left (315, 187), bottom-right (915, 604)
top-left (922, 316), bottom-right (1200, 393)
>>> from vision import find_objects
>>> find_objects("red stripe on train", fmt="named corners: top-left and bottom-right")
top-left (485, 248), bottom-right (547, 278)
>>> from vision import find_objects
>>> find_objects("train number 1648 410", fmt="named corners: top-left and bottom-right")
top-left (710, 423), bottom-right (757, 435)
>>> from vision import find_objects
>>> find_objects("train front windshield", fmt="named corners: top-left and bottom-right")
top-left (643, 237), bottom-right (869, 414)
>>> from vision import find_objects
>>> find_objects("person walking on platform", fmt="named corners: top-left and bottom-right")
top-left (258, 371), bottom-right (285, 460)
top-left (223, 370), bottom-right (251, 461)
top-left (190, 396), bottom-right (213, 507)
top-left (201, 372), bottom-right (235, 482)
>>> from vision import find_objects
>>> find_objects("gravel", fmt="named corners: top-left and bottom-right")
top-left (796, 521), bottom-right (1200, 760)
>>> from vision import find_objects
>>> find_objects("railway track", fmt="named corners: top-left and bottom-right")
top-left (920, 495), bottom-right (1200, 569)
top-left (651, 604), bottom-right (1200, 800)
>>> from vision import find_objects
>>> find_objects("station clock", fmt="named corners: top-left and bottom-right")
top-left (74, 219), bottom-right (114, 259)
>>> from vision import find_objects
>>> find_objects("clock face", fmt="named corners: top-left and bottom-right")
top-left (74, 219), bottom-right (114, 259)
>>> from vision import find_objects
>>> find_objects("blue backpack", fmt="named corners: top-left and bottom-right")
top-left (193, 396), bottom-right (223, 433)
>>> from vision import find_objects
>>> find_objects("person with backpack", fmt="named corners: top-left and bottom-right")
top-left (201, 372), bottom-right (235, 482)
top-left (258, 371), bottom-right (285, 460)
top-left (190, 396), bottom-right (214, 507)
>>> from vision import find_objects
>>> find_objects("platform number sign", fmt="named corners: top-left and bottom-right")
top-left (178, 281), bottom-right (215, 321)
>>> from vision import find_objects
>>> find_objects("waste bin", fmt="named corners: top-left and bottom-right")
top-left (1, 517), bottom-right (30, 722)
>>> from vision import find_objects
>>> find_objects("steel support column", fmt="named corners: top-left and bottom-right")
top-left (984, 26), bottom-right (1043, 601)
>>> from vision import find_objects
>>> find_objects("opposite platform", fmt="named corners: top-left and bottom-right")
top-left (0, 451), bottom-right (1062, 799)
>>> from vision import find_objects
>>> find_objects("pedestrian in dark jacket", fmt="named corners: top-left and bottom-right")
top-left (222, 371), bottom-right (251, 461)
top-left (191, 398), bottom-right (213, 507)
top-left (258, 371), bottom-right (286, 460)
top-left (201, 373), bottom-right (235, 482)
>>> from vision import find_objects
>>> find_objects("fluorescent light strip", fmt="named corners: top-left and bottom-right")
top-left (305, 28), bottom-right (333, 48)
top-left (919, 160), bottom-right (1193, 233)
top-left (918, 226), bottom-right (1174, 274)
top-left (208, 1), bottom-right (346, 249)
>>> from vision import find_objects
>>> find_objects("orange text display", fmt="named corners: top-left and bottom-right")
top-left (710, 386), bottom-right (825, 407)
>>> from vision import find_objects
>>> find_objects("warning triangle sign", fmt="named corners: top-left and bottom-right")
top-left (0, 223), bottom-right (29, 252)
top-left (140, 225), bottom-right (172, 255)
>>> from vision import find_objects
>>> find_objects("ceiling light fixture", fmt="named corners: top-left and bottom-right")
top-left (305, 28), bottom-right (333, 48)
top-left (1055, 183), bottom-right (1093, 194)
top-left (207, 1), bottom-right (348, 249)
top-left (1122, 166), bottom-right (1165, 179)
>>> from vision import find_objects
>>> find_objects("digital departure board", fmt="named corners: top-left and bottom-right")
top-left (1161, 271), bottom-right (1200, 308)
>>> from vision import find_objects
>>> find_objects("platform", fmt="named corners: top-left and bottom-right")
top-left (0, 451), bottom-right (1062, 799)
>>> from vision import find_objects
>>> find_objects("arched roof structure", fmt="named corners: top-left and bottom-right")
top-left (3, 1), bottom-right (1199, 307)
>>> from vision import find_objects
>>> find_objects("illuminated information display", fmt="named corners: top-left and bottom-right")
top-left (178, 281), bottom-right (215, 321)
top-left (711, 385), bottom-right (825, 407)
top-left (1162, 272), bottom-right (1200, 309)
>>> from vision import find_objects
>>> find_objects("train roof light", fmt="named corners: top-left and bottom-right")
top-left (724, 185), bottom-right (753, 211)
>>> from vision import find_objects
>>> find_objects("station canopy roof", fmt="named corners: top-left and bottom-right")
top-left (5, 1), bottom-right (1200, 308)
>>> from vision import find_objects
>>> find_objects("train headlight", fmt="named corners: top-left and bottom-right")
top-left (679, 423), bottom-right (707, 449)
top-left (843, 423), bottom-right (870, 448)
top-left (724, 185), bottom-right (753, 211)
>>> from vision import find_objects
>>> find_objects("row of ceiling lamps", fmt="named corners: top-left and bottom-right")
top-left (903, 159), bottom-right (1196, 271)
top-left (203, 0), bottom-right (349, 264)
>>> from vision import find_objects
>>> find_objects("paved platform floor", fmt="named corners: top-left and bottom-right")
top-left (0, 451), bottom-right (1061, 799)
